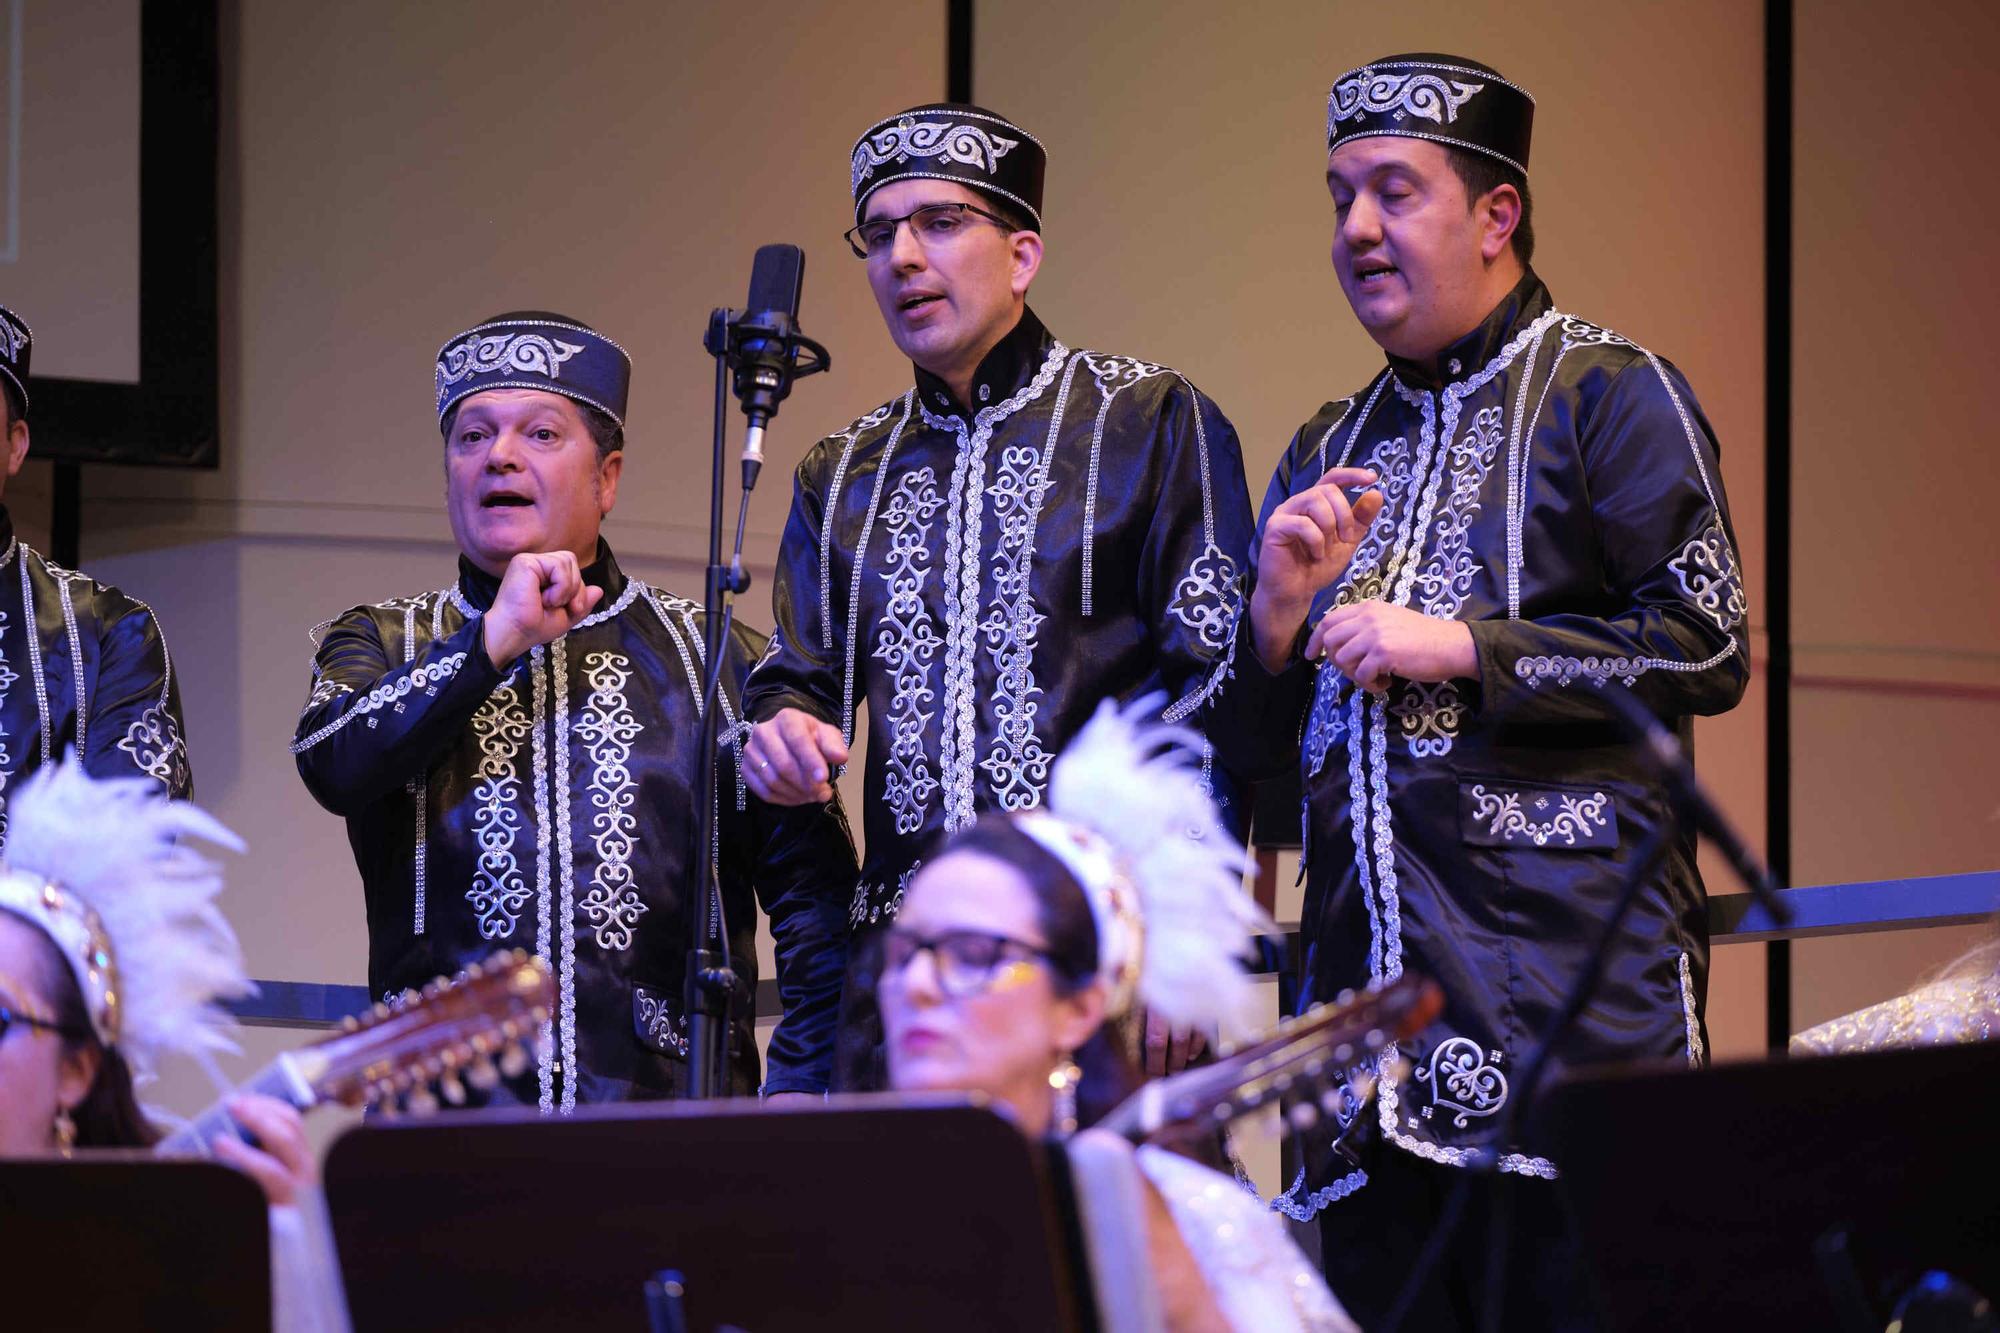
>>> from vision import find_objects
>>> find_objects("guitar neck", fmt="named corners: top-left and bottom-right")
top-left (156, 1055), bottom-right (318, 1159)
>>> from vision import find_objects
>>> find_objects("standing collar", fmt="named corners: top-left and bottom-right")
top-left (1387, 269), bottom-right (1551, 391)
top-left (912, 306), bottom-right (1052, 423)
top-left (0, 504), bottom-right (13, 554)
top-left (456, 539), bottom-right (624, 614)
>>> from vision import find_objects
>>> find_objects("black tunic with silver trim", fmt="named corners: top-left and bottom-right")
top-left (0, 507), bottom-right (190, 834)
top-left (745, 308), bottom-right (1256, 924)
top-left (1212, 273), bottom-right (1749, 1206)
top-left (293, 545), bottom-right (855, 1107)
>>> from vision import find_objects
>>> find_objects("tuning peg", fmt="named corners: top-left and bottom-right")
top-left (341, 1014), bottom-right (360, 1032)
top-left (406, 1086), bottom-right (440, 1115)
top-left (498, 1042), bottom-right (529, 1079)
top-left (1333, 1043), bottom-right (1354, 1064)
top-left (466, 1055), bottom-right (500, 1090)
top-left (1318, 1087), bottom-right (1347, 1114)
top-left (1336, 988), bottom-right (1356, 1006)
top-left (1287, 1101), bottom-right (1320, 1132)
top-left (439, 1071), bottom-right (467, 1105)
top-left (370, 1001), bottom-right (390, 1021)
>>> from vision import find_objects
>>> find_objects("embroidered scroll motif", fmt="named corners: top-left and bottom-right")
top-left (1330, 434), bottom-right (1417, 607)
top-left (1515, 654), bottom-right (1647, 688)
top-left (852, 118), bottom-right (1019, 194)
top-left (873, 468), bottom-right (945, 834)
top-left (467, 682), bottom-right (532, 940)
top-left (435, 332), bottom-right (583, 402)
top-left (1078, 352), bottom-right (1169, 394)
top-left (0, 613), bottom-right (16, 845)
top-left (1389, 680), bottom-right (1464, 759)
top-left (574, 652), bottom-right (646, 951)
top-left (634, 987), bottom-right (689, 1058)
top-left (1167, 542), bottom-right (1241, 655)
top-left (1410, 405), bottom-right (1502, 620)
top-left (1329, 69), bottom-right (1484, 131)
top-left (116, 705), bottom-right (188, 792)
top-left (1413, 1037), bottom-right (1509, 1129)
top-left (979, 441), bottom-right (1054, 811)
top-left (1466, 783), bottom-right (1612, 848)
top-left (304, 675), bottom-right (353, 710)
top-left (849, 863), bottom-right (920, 929)
top-left (1680, 951), bottom-right (1706, 1068)
top-left (289, 653), bottom-right (468, 753)
top-left (1669, 522), bottom-right (1746, 632)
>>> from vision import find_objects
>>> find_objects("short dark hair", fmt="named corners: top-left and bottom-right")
top-left (1, 380), bottom-right (23, 431)
top-left (440, 309), bottom-right (625, 458)
top-left (1445, 146), bottom-right (1534, 266)
top-left (973, 193), bottom-right (1034, 236)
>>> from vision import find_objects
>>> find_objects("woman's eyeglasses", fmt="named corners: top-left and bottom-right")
top-left (880, 927), bottom-right (1052, 999)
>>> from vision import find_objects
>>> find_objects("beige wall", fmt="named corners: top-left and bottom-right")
top-left (979, 0), bottom-right (1775, 1053)
top-left (1788, 0), bottom-right (2000, 1026)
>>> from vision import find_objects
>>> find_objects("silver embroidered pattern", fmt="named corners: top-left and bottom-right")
top-left (1467, 783), bottom-right (1611, 847)
top-left (1410, 405), bottom-right (1502, 620)
top-left (849, 863), bottom-right (920, 928)
top-left (851, 117), bottom-right (1019, 194)
top-left (924, 339), bottom-right (1069, 832)
top-left (435, 331), bottom-right (583, 404)
top-left (1512, 641), bottom-right (1740, 689)
top-left (0, 607), bottom-right (17, 846)
top-left (1162, 588), bottom-right (1243, 725)
top-left (1167, 542), bottom-right (1240, 655)
top-left (1680, 951), bottom-right (1706, 1068)
top-left (978, 437), bottom-right (1057, 812)
top-left (1376, 1050), bottom-right (1558, 1179)
top-left (1388, 681), bottom-right (1464, 759)
top-left (528, 644), bottom-right (555, 1114)
top-left (839, 393), bottom-right (917, 742)
top-left (1076, 353), bottom-right (1170, 616)
top-left (54, 573), bottom-right (87, 758)
top-left (872, 467), bottom-right (945, 834)
top-left (466, 681), bottom-right (532, 940)
top-left (288, 653), bottom-right (469, 753)
top-left (19, 554), bottom-right (49, 766)
top-left (1669, 522), bottom-right (1747, 632)
top-left (1330, 68), bottom-right (1485, 134)
top-left (636, 991), bottom-right (689, 1057)
top-left (551, 638), bottom-right (580, 1114)
top-left (116, 704), bottom-right (185, 789)
top-left (1270, 1166), bottom-right (1370, 1222)
top-left (1413, 1037), bottom-right (1509, 1129)
top-left (575, 651), bottom-right (646, 952)
top-left (819, 400), bottom-right (899, 652)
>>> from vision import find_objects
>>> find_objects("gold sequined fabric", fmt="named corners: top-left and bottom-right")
top-left (1791, 975), bottom-right (2000, 1056)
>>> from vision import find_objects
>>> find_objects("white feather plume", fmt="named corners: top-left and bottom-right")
top-left (1044, 695), bottom-right (1275, 1045)
top-left (4, 758), bottom-right (250, 1078)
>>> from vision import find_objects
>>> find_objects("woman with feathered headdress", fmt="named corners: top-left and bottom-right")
top-left (873, 698), bottom-right (1355, 1332)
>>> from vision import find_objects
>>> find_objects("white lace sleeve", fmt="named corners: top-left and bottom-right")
top-left (1135, 1146), bottom-right (1358, 1333)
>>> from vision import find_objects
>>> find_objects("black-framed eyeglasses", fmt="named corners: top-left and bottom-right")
top-left (0, 1006), bottom-right (77, 1044)
top-left (880, 926), bottom-right (1052, 999)
top-left (843, 201), bottom-right (1015, 259)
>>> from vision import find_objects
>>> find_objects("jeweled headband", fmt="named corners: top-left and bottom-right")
top-left (0, 302), bottom-right (33, 416)
top-left (850, 103), bottom-right (1046, 230)
top-left (0, 875), bottom-right (121, 1046)
top-left (1327, 53), bottom-right (1535, 177)
top-left (435, 315), bottom-right (632, 430)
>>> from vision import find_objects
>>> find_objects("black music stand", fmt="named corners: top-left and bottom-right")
top-left (324, 1095), bottom-right (1092, 1332)
top-left (1545, 1040), bottom-right (2000, 1330)
top-left (0, 1157), bottom-right (271, 1330)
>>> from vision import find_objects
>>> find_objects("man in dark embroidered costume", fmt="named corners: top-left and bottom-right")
top-left (742, 104), bottom-right (1256, 1078)
top-left (0, 303), bottom-right (191, 830)
top-left (1209, 57), bottom-right (1750, 1328)
top-left (293, 312), bottom-right (853, 1108)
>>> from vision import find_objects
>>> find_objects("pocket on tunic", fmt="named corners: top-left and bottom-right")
top-left (1456, 776), bottom-right (1620, 851)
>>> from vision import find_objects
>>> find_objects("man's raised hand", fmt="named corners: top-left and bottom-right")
top-left (482, 551), bottom-right (605, 669)
top-left (746, 707), bottom-right (849, 805)
top-left (1248, 468), bottom-right (1384, 670)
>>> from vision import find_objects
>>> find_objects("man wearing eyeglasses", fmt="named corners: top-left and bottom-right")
top-left (743, 103), bottom-right (1256, 1083)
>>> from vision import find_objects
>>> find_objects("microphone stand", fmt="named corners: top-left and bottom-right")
top-left (682, 305), bottom-right (829, 1102)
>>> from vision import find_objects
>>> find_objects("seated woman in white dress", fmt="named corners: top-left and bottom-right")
top-left (0, 761), bottom-right (343, 1332)
top-left (875, 700), bottom-right (1357, 1333)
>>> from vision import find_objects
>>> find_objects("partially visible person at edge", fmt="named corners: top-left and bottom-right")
top-left (1206, 54), bottom-right (1750, 1331)
top-left (0, 760), bottom-right (346, 1332)
top-left (744, 103), bottom-right (1257, 1085)
top-left (293, 311), bottom-right (854, 1109)
top-left (872, 699), bottom-right (1357, 1333)
top-left (0, 303), bottom-right (192, 834)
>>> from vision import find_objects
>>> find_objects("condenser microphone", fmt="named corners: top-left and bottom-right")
top-left (733, 244), bottom-right (807, 488)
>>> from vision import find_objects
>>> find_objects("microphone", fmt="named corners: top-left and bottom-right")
top-left (732, 244), bottom-right (808, 490)
top-left (1596, 682), bottom-right (1791, 924)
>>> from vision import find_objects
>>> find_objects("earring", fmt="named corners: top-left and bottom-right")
top-left (1049, 1054), bottom-right (1083, 1138)
top-left (53, 1105), bottom-right (77, 1158)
